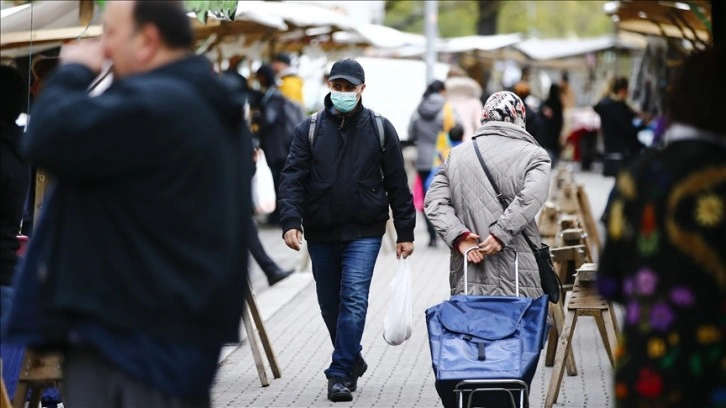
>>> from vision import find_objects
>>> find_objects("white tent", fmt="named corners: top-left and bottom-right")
top-left (514, 34), bottom-right (645, 61)
top-left (438, 33), bottom-right (524, 53)
top-left (332, 23), bottom-right (425, 49)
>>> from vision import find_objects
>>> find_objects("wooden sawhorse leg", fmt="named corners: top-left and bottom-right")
top-left (545, 308), bottom-right (578, 408)
top-left (245, 280), bottom-right (282, 380)
top-left (241, 307), bottom-right (269, 387)
top-left (545, 301), bottom-right (578, 376)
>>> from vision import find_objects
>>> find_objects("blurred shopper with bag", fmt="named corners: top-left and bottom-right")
top-left (2, 2), bottom-right (250, 406)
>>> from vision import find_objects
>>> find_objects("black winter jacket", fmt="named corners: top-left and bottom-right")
top-left (279, 94), bottom-right (415, 243)
top-left (14, 57), bottom-right (250, 348)
top-left (1, 122), bottom-right (30, 286)
top-left (594, 96), bottom-right (645, 156)
top-left (250, 88), bottom-right (289, 165)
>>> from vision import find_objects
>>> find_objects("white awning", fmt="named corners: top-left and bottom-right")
top-left (332, 23), bottom-right (425, 49)
top-left (438, 33), bottom-right (524, 53)
top-left (514, 35), bottom-right (645, 61)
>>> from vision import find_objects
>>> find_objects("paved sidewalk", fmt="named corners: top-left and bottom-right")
top-left (213, 169), bottom-right (618, 408)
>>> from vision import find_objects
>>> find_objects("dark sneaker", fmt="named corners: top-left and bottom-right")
top-left (267, 269), bottom-right (294, 286)
top-left (327, 377), bottom-right (353, 402)
top-left (346, 357), bottom-right (368, 392)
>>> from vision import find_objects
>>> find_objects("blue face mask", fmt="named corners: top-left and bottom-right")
top-left (330, 90), bottom-right (359, 113)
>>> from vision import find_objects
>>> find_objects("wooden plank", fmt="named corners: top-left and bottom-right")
top-left (576, 185), bottom-right (602, 259)
top-left (0, 26), bottom-right (103, 50)
top-left (550, 245), bottom-right (586, 263)
top-left (79, 0), bottom-right (95, 26)
top-left (576, 263), bottom-right (598, 282)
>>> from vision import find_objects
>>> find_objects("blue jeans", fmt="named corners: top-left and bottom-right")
top-left (307, 237), bottom-right (382, 380)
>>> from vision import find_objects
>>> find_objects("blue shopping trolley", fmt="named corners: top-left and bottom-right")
top-left (426, 247), bottom-right (549, 408)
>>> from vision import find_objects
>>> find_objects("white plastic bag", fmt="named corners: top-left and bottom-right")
top-left (383, 257), bottom-right (413, 346)
top-left (251, 150), bottom-right (276, 215)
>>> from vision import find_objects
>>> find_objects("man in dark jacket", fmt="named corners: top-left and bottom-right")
top-left (0, 65), bottom-right (29, 311)
top-left (251, 63), bottom-right (289, 226)
top-left (279, 58), bottom-right (415, 402)
top-left (594, 77), bottom-right (646, 173)
top-left (2, 1), bottom-right (250, 406)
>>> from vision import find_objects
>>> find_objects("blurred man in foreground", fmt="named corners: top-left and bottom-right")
top-left (2, 1), bottom-right (250, 406)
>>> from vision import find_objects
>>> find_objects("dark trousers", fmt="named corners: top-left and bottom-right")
top-left (267, 161), bottom-right (284, 225)
top-left (418, 170), bottom-right (438, 244)
top-left (248, 218), bottom-right (280, 279)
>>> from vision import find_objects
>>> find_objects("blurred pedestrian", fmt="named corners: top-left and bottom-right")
top-left (250, 147), bottom-right (293, 286)
top-left (251, 63), bottom-right (288, 226)
top-left (29, 56), bottom-right (59, 100)
top-left (598, 47), bottom-right (726, 408)
top-left (2, 2), bottom-right (250, 406)
top-left (594, 76), bottom-right (646, 175)
top-left (279, 58), bottom-right (415, 402)
top-left (0, 65), bottom-right (28, 316)
top-left (424, 91), bottom-right (550, 297)
top-left (513, 81), bottom-right (543, 145)
top-left (409, 80), bottom-right (460, 247)
top-left (445, 67), bottom-right (483, 142)
top-left (560, 71), bottom-right (577, 109)
top-left (540, 84), bottom-right (565, 167)
top-left (271, 53), bottom-right (304, 106)
top-left (0, 64), bottom-right (32, 402)
top-left (222, 69), bottom-right (294, 287)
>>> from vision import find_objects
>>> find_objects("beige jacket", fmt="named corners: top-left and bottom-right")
top-left (424, 121), bottom-right (551, 297)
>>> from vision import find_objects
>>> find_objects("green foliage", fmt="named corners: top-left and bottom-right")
top-left (9, 0), bottom-right (238, 23)
top-left (498, 1), bottom-right (613, 38)
top-left (384, 0), bottom-right (613, 39)
top-left (385, 1), bottom-right (478, 38)
top-left (185, 1), bottom-right (238, 24)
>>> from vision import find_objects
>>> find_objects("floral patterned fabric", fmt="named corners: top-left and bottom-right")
top-left (598, 139), bottom-right (726, 408)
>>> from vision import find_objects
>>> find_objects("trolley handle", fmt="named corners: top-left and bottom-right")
top-left (463, 246), bottom-right (520, 297)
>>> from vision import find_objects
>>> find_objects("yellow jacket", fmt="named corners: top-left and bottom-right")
top-left (279, 75), bottom-right (304, 106)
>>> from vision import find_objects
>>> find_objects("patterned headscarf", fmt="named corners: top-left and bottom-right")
top-left (480, 91), bottom-right (527, 129)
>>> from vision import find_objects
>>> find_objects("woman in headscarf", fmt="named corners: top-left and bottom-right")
top-left (424, 91), bottom-right (551, 297)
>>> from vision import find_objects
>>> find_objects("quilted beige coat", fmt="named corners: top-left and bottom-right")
top-left (424, 121), bottom-right (551, 297)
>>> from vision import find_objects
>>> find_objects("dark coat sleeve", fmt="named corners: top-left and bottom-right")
top-left (381, 119), bottom-right (416, 242)
top-left (22, 64), bottom-right (157, 182)
top-left (278, 120), bottom-right (312, 235)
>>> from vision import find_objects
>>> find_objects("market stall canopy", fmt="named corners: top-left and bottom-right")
top-left (0, 0), bottom-right (290, 56)
top-left (514, 34), bottom-right (646, 60)
top-left (332, 23), bottom-right (425, 49)
top-left (438, 33), bottom-right (524, 53)
top-left (603, 1), bottom-right (711, 44)
top-left (376, 33), bottom-right (525, 59)
top-left (0, 1), bottom-right (102, 56)
top-left (235, 1), bottom-right (356, 37)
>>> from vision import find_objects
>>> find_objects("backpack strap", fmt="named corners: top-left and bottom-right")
top-left (308, 111), bottom-right (323, 148)
top-left (369, 109), bottom-right (386, 152)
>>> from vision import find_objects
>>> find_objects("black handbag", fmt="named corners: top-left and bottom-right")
top-left (472, 139), bottom-right (562, 304)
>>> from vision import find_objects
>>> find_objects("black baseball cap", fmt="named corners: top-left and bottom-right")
top-left (328, 58), bottom-right (365, 86)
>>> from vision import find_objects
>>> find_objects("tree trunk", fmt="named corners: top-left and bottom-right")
top-left (476, 0), bottom-right (500, 35)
